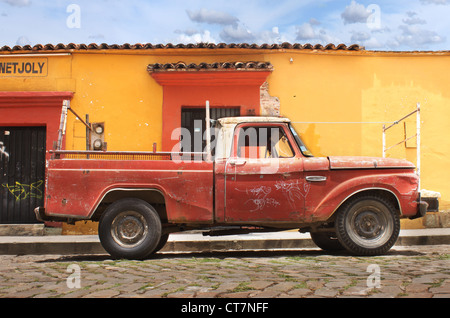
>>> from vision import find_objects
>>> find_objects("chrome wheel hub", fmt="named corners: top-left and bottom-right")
top-left (111, 211), bottom-right (148, 248)
top-left (347, 205), bottom-right (393, 248)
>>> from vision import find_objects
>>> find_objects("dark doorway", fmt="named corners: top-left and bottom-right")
top-left (181, 107), bottom-right (240, 153)
top-left (0, 127), bottom-right (46, 224)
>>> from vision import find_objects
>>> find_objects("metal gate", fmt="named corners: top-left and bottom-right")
top-left (0, 127), bottom-right (46, 224)
top-left (181, 107), bottom-right (240, 153)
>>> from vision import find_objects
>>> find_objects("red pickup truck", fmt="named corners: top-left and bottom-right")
top-left (35, 116), bottom-right (428, 259)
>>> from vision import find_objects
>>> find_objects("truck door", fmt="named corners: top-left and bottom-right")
top-left (224, 123), bottom-right (306, 223)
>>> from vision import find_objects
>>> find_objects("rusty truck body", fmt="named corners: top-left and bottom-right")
top-left (35, 116), bottom-right (429, 259)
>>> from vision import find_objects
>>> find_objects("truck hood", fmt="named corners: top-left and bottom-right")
top-left (328, 156), bottom-right (415, 170)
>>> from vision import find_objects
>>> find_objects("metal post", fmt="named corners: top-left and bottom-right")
top-left (382, 124), bottom-right (386, 158)
top-left (86, 114), bottom-right (90, 157)
top-left (205, 100), bottom-right (211, 162)
top-left (416, 102), bottom-right (421, 191)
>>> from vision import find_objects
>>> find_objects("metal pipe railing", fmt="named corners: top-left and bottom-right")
top-left (382, 103), bottom-right (420, 189)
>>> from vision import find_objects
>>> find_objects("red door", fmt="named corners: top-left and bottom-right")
top-left (224, 123), bottom-right (308, 223)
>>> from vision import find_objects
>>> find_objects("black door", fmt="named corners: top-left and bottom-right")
top-left (181, 107), bottom-right (240, 153)
top-left (0, 127), bottom-right (46, 224)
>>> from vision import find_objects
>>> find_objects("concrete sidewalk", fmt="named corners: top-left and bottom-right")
top-left (0, 228), bottom-right (448, 255)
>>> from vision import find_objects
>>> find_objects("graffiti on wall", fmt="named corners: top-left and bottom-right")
top-left (2, 180), bottom-right (44, 202)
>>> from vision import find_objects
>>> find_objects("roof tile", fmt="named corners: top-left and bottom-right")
top-left (147, 61), bottom-right (274, 72)
top-left (0, 42), bottom-right (364, 53)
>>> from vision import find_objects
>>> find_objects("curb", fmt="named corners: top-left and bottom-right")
top-left (0, 229), bottom-right (448, 256)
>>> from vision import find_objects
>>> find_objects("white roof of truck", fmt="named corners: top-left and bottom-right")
top-left (218, 116), bottom-right (290, 125)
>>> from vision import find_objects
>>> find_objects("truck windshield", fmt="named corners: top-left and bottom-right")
top-left (289, 124), bottom-right (314, 157)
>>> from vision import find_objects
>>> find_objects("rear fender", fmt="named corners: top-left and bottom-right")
top-left (89, 187), bottom-right (167, 221)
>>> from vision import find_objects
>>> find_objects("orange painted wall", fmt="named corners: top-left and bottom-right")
top-left (1, 47), bottom-right (450, 233)
top-left (152, 71), bottom-right (270, 151)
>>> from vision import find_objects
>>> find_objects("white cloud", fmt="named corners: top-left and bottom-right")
top-left (351, 31), bottom-right (370, 42)
top-left (175, 28), bottom-right (201, 36)
top-left (348, 30), bottom-right (384, 49)
top-left (309, 18), bottom-right (320, 26)
top-left (16, 35), bottom-right (30, 45)
top-left (1, 0), bottom-right (449, 51)
top-left (420, 0), bottom-right (450, 4)
top-left (397, 24), bottom-right (445, 48)
top-left (341, 0), bottom-right (371, 24)
top-left (1, 0), bottom-right (30, 7)
top-left (296, 22), bottom-right (316, 40)
top-left (219, 24), bottom-right (254, 42)
top-left (363, 37), bottom-right (383, 49)
top-left (403, 16), bottom-right (427, 25)
top-left (184, 8), bottom-right (256, 43)
top-left (88, 34), bottom-right (106, 40)
top-left (186, 8), bottom-right (238, 26)
top-left (257, 27), bottom-right (282, 44)
top-left (176, 29), bottom-right (217, 44)
top-left (402, 11), bottom-right (427, 25)
top-left (294, 19), bottom-right (339, 44)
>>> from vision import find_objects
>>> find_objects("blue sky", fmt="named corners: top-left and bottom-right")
top-left (1, 0), bottom-right (450, 51)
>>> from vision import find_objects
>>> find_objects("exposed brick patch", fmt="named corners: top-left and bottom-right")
top-left (260, 81), bottom-right (280, 116)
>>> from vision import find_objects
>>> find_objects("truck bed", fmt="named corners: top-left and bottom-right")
top-left (44, 150), bottom-right (214, 223)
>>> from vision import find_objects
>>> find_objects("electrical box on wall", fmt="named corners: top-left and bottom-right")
top-left (90, 122), bottom-right (107, 151)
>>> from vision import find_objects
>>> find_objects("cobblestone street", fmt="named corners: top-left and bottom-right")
top-left (0, 245), bottom-right (448, 300)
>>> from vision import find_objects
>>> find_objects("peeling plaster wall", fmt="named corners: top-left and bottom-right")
top-left (260, 81), bottom-right (280, 116)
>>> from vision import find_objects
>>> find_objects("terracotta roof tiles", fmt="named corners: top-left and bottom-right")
top-left (0, 42), bottom-right (364, 52)
top-left (147, 61), bottom-right (273, 72)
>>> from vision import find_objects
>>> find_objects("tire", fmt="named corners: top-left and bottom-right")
top-left (335, 195), bottom-right (400, 256)
top-left (153, 234), bottom-right (169, 253)
top-left (98, 198), bottom-right (162, 260)
top-left (310, 232), bottom-right (344, 251)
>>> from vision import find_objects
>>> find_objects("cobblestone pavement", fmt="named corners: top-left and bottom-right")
top-left (0, 245), bottom-right (448, 299)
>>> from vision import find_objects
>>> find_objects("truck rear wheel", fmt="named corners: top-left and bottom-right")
top-left (98, 198), bottom-right (162, 259)
top-left (335, 195), bottom-right (400, 256)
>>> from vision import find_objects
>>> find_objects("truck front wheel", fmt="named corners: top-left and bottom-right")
top-left (335, 195), bottom-right (400, 256)
top-left (98, 198), bottom-right (162, 259)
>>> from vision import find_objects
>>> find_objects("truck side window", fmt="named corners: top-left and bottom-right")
top-left (236, 126), bottom-right (294, 159)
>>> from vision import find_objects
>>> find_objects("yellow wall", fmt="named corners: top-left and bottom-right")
top-left (2, 48), bottom-right (449, 219)
top-left (65, 51), bottom-right (266, 152)
top-left (266, 50), bottom-right (450, 210)
top-left (67, 53), bottom-right (164, 152)
top-left (0, 55), bottom-right (72, 91)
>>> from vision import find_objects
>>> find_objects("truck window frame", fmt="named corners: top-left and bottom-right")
top-left (231, 123), bottom-right (300, 159)
top-left (288, 123), bottom-right (314, 157)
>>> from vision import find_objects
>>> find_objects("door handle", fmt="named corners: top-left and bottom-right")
top-left (306, 176), bottom-right (327, 182)
top-left (229, 158), bottom-right (247, 166)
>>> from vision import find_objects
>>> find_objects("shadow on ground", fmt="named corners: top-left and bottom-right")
top-left (37, 247), bottom-right (426, 263)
